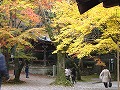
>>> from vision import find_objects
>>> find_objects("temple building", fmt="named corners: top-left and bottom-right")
top-left (29, 37), bottom-right (57, 75)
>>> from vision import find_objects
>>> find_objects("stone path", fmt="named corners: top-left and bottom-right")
top-left (1, 73), bottom-right (118, 90)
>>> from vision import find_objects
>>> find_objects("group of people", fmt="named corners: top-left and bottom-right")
top-left (0, 52), bottom-right (112, 89)
top-left (65, 66), bottom-right (112, 88)
top-left (65, 67), bottom-right (77, 84)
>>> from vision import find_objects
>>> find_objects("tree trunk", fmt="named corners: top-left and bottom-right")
top-left (14, 58), bottom-right (25, 82)
top-left (113, 56), bottom-right (117, 80)
top-left (55, 52), bottom-right (71, 86)
top-left (76, 60), bottom-right (82, 81)
top-left (12, 44), bottom-right (25, 82)
top-left (14, 58), bottom-right (20, 82)
top-left (76, 66), bottom-right (82, 81)
top-left (41, 7), bottom-right (71, 85)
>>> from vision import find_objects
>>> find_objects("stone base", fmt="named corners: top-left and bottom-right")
top-left (29, 66), bottom-right (53, 75)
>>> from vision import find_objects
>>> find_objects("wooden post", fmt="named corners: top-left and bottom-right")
top-left (117, 42), bottom-right (120, 90)
top-left (42, 42), bottom-right (47, 66)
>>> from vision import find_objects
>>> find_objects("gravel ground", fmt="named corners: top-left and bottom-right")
top-left (1, 73), bottom-right (118, 90)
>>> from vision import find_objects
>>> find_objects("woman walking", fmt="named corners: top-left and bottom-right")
top-left (99, 66), bottom-right (111, 88)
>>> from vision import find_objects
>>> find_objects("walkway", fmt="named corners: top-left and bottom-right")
top-left (1, 73), bottom-right (118, 90)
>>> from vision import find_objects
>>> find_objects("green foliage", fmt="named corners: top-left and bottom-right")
top-left (54, 78), bottom-right (72, 86)
top-left (14, 49), bottom-right (36, 60)
top-left (81, 74), bottom-right (99, 82)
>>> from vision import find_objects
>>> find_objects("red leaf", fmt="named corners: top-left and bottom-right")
top-left (21, 8), bottom-right (40, 23)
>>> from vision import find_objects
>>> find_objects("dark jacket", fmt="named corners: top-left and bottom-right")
top-left (25, 65), bottom-right (29, 73)
top-left (0, 53), bottom-right (9, 79)
top-left (71, 68), bottom-right (76, 77)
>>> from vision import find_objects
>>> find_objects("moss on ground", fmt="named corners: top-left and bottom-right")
top-left (80, 74), bottom-right (99, 82)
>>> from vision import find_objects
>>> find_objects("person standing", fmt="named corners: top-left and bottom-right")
top-left (65, 68), bottom-right (71, 81)
top-left (71, 67), bottom-right (76, 84)
top-left (99, 66), bottom-right (111, 88)
top-left (25, 65), bottom-right (29, 78)
top-left (0, 53), bottom-right (9, 89)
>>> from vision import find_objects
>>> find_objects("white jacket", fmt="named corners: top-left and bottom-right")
top-left (99, 69), bottom-right (111, 82)
top-left (65, 69), bottom-right (71, 76)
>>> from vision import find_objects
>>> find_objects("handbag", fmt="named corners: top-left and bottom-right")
top-left (109, 82), bottom-right (112, 87)
top-left (109, 78), bottom-right (112, 87)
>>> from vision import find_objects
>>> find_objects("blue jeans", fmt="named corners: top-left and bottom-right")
top-left (25, 72), bottom-right (29, 78)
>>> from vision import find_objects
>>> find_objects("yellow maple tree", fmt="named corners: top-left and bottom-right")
top-left (51, 1), bottom-right (120, 59)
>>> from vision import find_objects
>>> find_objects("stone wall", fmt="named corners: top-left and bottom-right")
top-left (29, 66), bottom-right (53, 75)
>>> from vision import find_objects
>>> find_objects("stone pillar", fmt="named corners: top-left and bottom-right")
top-left (53, 65), bottom-right (56, 77)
